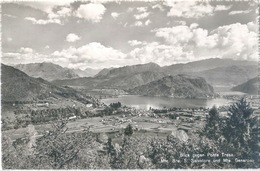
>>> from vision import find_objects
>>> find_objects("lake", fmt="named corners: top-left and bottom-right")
top-left (101, 95), bottom-right (233, 110)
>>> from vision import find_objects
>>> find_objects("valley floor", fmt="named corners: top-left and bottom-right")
top-left (2, 97), bottom-right (259, 169)
top-left (2, 111), bottom-right (205, 141)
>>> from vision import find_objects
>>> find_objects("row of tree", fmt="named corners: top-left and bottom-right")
top-left (202, 98), bottom-right (259, 167)
top-left (3, 103), bottom-right (125, 130)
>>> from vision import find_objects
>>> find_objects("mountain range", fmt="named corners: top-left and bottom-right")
top-left (231, 77), bottom-right (258, 95)
top-left (52, 58), bottom-right (257, 91)
top-left (14, 62), bottom-right (79, 81)
top-left (128, 75), bottom-right (215, 98)
top-left (96, 62), bottom-right (161, 78)
top-left (1, 64), bottom-right (95, 104)
top-left (161, 58), bottom-right (255, 74)
top-left (95, 63), bottom-right (165, 89)
top-left (14, 62), bottom-right (100, 81)
top-left (53, 62), bottom-right (167, 89)
top-left (191, 65), bottom-right (257, 86)
top-left (72, 68), bottom-right (101, 77)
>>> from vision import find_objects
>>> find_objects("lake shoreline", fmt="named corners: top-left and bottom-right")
top-left (101, 95), bottom-right (234, 110)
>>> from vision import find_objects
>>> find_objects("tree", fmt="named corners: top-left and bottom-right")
top-left (2, 124), bottom-right (39, 169)
top-left (2, 135), bottom-right (21, 169)
top-left (32, 119), bottom-right (95, 169)
top-left (103, 137), bottom-right (117, 167)
top-left (124, 124), bottom-right (134, 136)
top-left (203, 106), bottom-right (221, 140)
top-left (149, 134), bottom-right (230, 169)
top-left (105, 138), bottom-right (116, 156)
top-left (223, 98), bottom-right (258, 159)
top-left (111, 136), bottom-right (154, 169)
top-left (109, 102), bottom-right (122, 109)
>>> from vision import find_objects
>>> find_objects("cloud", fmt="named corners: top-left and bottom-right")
top-left (136, 7), bottom-right (147, 13)
top-left (51, 42), bottom-right (127, 68)
top-left (247, 22), bottom-right (257, 32)
top-left (3, 21), bottom-right (257, 68)
top-left (76, 3), bottom-right (106, 23)
top-left (24, 3), bottom-right (107, 25)
top-left (128, 21), bottom-right (258, 65)
top-left (56, 7), bottom-right (71, 17)
top-left (154, 25), bottom-right (194, 45)
top-left (192, 28), bottom-right (217, 48)
top-left (134, 12), bottom-right (150, 20)
top-left (127, 7), bottom-right (134, 12)
top-left (152, 4), bottom-right (164, 11)
top-left (19, 1), bottom-right (72, 14)
top-left (2, 48), bottom-right (51, 65)
top-left (190, 23), bottom-right (199, 29)
top-left (145, 19), bottom-right (151, 26)
top-left (3, 42), bottom-right (128, 69)
top-left (25, 7), bottom-right (72, 25)
top-left (7, 37), bottom-right (13, 42)
top-left (20, 47), bottom-right (34, 53)
top-left (211, 23), bottom-right (257, 60)
top-left (24, 6), bottom-right (73, 25)
top-left (165, 0), bottom-right (214, 18)
top-left (174, 20), bottom-right (186, 25)
top-left (3, 14), bottom-right (17, 18)
top-left (128, 40), bottom-right (147, 46)
top-left (129, 42), bottom-right (194, 65)
top-left (152, 22), bottom-right (258, 62)
top-left (132, 6), bottom-right (151, 26)
top-left (25, 17), bottom-right (61, 25)
top-left (229, 10), bottom-right (251, 15)
top-left (214, 5), bottom-right (232, 11)
top-left (66, 33), bottom-right (81, 42)
top-left (132, 20), bottom-right (151, 27)
top-left (2, 50), bottom-right (70, 67)
top-left (164, 1), bottom-right (231, 18)
top-left (123, 22), bottom-right (128, 27)
top-left (111, 12), bottom-right (119, 19)
top-left (133, 21), bottom-right (143, 27)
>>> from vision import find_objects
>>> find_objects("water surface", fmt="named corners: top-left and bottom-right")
top-left (101, 95), bottom-right (232, 110)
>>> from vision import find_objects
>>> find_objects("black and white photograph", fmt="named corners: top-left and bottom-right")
top-left (1, 0), bottom-right (259, 169)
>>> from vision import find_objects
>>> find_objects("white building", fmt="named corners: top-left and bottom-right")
top-left (86, 104), bottom-right (93, 108)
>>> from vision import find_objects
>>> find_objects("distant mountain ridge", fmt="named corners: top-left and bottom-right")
top-left (1, 64), bottom-right (95, 104)
top-left (95, 67), bottom-right (115, 77)
top-left (53, 58), bottom-right (257, 91)
top-left (128, 75), bottom-right (215, 99)
top-left (191, 65), bottom-right (258, 86)
top-left (14, 62), bottom-right (79, 81)
top-left (162, 58), bottom-right (256, 75)
top-left (97, 71), bottom-right (166, 89)
top-left (53, 71), bottom-right (166, 90)
top-left (96, 62), bottom-right (161, 78)
top-left (53, 62), bottom-right (165, 89)
top-left (93, 58), bottom-right (257, 87)
top-left (231, 77), bottom-right (258, 95)
top-left (72, 68), bottom-right (101, 77)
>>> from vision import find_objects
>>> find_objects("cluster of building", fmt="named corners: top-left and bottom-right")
top-left (246, 95), bottom-right (260, 110)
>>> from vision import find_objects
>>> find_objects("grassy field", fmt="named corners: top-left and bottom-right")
top-left (3, 113), bottom-right (204, 141)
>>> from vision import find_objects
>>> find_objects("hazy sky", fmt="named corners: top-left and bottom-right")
top-left (2, 0), bottom-right (258, 69)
